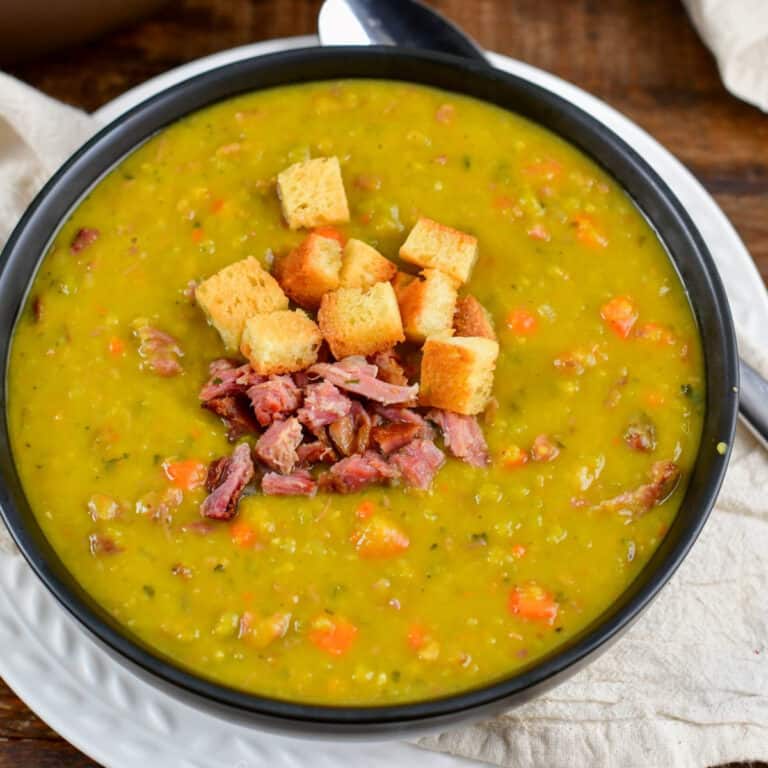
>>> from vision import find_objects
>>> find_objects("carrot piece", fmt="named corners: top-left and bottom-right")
top-left (230, 520), bottom-right (258, 549)
top-left (108, 336), bottom-right (125, 357)
top-left (312, 226), bottom-right (346, 245)
top-left (527, 223), bottom-right (551, 242)
top-left (600, 296), bottom-right (638, 339)
top-left (635, 322), bottom-right (676, 346)
top-left (309, 615), bottom-right (358, 656)
top-left (511, 544), bottom-right (527, 559)
top-left (162, 458), bottom-right (207, 490)
top-left (355, 500), bottom-right (376, 520)
top-left (351, 516), bottom-right (409, 559)
top-left (241, 610), bottom-right (291, 648)
top-left (523, 159), bottom-right (563, 180)
top-left (492, 194), bottom-right (515, 211)
top-left (211, 198), bottom-right (225, 214)
top-left (507, 582), bottom-right (559, 624)
top-left (500, 444), bottom-right (529, 468)
top-left (645, 391), bottom-right (666, 408)
top-left (573, 213), bottom-right (608, 248)
top-left (506, 308), bottom-right (538, 335)
top-left (191, 227), bottom-right (204, 243)
top-left (407, 622), bottom-right (428, 650)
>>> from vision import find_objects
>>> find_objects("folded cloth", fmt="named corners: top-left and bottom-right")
top-left (1, 71), bottom-right (766, 766)
top-left (683, 0), bottom-right (768, 112)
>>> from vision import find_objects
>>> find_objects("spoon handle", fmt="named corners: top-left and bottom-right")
top-left (738, 358), bottom-right (768, 450)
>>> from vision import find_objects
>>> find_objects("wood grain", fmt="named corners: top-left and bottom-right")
top-left (2, 1), bottom-right (767, 765)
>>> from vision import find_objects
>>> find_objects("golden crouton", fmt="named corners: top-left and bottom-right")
top-left (318, 281), bottom-right (405, 359)
top-left (274, 233), bottom-right (342, 309)
top-left (276, 156), bottom-right (350, 230)
top-left (339, 238), bottom-right (397, 290)
top-left (397, 268), bottom-right (458, 342)
top-left (399, 217), bottom-right (478, 284)
top-left (391, 270), bottom-right (417, 300)
top-left (454, 294), bottom-right (497, 340)
top-left (195, 257), bottom-right (288, 351)
top-left (240, 310), bottom-right (323, 375)
top-left (419, 335), bottom-right (499, 415)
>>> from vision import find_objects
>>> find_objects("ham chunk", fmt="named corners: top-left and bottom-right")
top-left (328, 401), bottom-right (372, 456)
top-left (247, 375), bottom-right (302, 427)
top-left (133, 321), bottom-right (184, 377)
top-left (297, 439), bottom-right (337, 466)
top-left (371, 422), bottom-right (420, 454)
top-left (374, 405), bottom-right (434, 439)
top-left (200, 359), bottom-right (263, 401)
top-left (370, 348), bottom-right (408, 386)
top-left (390, 439), bottom-right (445, 490)
top-left (202, 395), bottom-right (258, 441)
top-left (262, 470), bottom-right (317, 496)
top-left (254, 417), bottom-right (303, 474)
top-left (298, 381), bottom-right (352, 433)
top-left (329, 451), bottom-right (399, 493)
top-left (200, 443), bottom-right (255, 520)
top-left (309, 357), bottom-right (418, 405)
top-left (427, 409), bottom-right (489, 467)
top-left (597, 460), bottom-right (681, 516)
top-left (70, 227), bottom-right (100, 254)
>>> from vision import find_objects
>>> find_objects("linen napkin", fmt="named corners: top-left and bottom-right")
top-left (1, 71), bottom-right (766, 767)
top-left (683, 0), bottom-right (768, 112)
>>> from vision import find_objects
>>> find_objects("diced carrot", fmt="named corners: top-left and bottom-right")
top-left (351, 516), bottom-right (409, 559)
top-left (527, 223), bottom-right (551, 241)
top-left (511, 544), bottom-right (527, 559)
top-left (507, 582), bottom-right (559, 624)
top-left (492, 194), bottom-right (515, 211)
top-left (523, 159), bottom-right (563, 180)
top-left (635, 322), bottom-right (676, 346)
top-left (230, 520), bottom-right (258, 549)
top-left (312, 226), bottom-right (346, 245)
top-left (600, 296), bottom-right (638, 339)
top-left (162, 458), bottom-right (207, 490)
top-left (241, 610), bottom-right (291, 648)
top-left (645, 391), bottom-right (666, 408)
top-left (210, 198), bottom-right (225, 214)
top-left (573, 213), bottom-right (608, 248)
top-left (242, 591), bottom-right (254, 605)
top-left (407, 622), bottom-right (428, 650)
top-left (191, 227), bottom-right (205, 243)
top-left (435, 103), bottom-right (456, 124)
top-left (355, 500), bottom-right (376, 520)
top-left (108, 336), bottom-right (124, 357)
top-left (530, 434), bottom-right (560, 463)
top-left (500, 444), bottom-right (529, 468)
top-left (506, 308), bottom-right (538, 335)
top-left (309, 615), bottom-right (358, 656)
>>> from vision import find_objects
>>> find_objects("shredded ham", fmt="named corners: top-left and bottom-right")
top-left (200, 444), bottom-right (254, 520)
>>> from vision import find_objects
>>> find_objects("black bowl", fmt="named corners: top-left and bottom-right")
top-left (0, 47), bottom-right (738, 737)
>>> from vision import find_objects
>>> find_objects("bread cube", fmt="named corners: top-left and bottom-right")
top-left (276, 156), bottom-right (350, 230)
top-left (391, 270), bottom-right (417, 300)
top-left (318, 281), bottom-right (405, 359)
top-left (399, 217), bottom-right (478, 284)
top-left (454, 294), bottom-right (496, 340)
top-left (195, 257), bottom-right (288, 351)
top-left (339, 238), bottom-right (397, 290)
top-left (240, 310), bottom-right (322, 375)
top-left (419, 335), bottom-right (499, 415)
top-left (274, 233), bottom-right (342, 309)
top-left (397, 268), bottom-right (458, 342)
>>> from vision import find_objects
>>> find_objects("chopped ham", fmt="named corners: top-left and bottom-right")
top-left (370, 348), bottom-right (408, 386)
top-left (309, 358), bottom-right (418, 405)
top-left (247, 375), bottom-right (302, 427)
top-left (70, 227), bottom-right (100, 254)
top-left (597, 460), bottom-right (681, 516)
top-left (371, 422), bottom-right (420, 454)
top-left (329, 451), bottom-right (399, 493)
top-left (390, 439), bottom-right (445, 490)
top-left (262, 470), bottom-right (317, 496)
top-left (297, 439), bottom-right (337, 466)
top-left (200, 443), bottom-right (255, 521)
top-left (254, 417), bottom-right (303, 474)
top-left (199, 359), bottom-right (262, 401)
top-left (329, 402), bottom-right (372, 456)
top-left (298, 381), bottom-right (352, 433)
top-left (133, 322), bottom-right (184, 377)
top-left (202, 395), bottom-right (258, 441)
top-left (427, 409), bottom-right (489, 467)
top-left (88, 532), bottom-right (122, 556)
top-left (624, 419), bottom-right (657, 453)
top-left (374, 405), bottom-right (434, 438)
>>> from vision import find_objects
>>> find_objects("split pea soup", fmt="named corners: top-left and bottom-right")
top-left (7, 79), bottom-right (704, 705)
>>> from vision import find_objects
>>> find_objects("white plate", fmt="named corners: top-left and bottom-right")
top-left (1, 35), bottom-right (765, 768)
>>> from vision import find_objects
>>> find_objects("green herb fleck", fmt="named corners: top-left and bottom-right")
top-left (142, 585), bottom-right (155, 598)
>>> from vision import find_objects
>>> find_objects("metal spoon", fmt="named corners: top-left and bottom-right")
top-left (318, 0), bottom-right (768, 450)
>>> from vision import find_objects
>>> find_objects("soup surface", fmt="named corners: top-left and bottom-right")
top-left (7, 80), bottom-right (704, 705)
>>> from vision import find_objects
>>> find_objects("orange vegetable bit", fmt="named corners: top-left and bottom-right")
top-left (107, 336), bottom-right (125, 357)
top-left (573, 213), bottom-right (608, 248)
top-left (229, 520), bottom-right (258, 549)
top-left (507, 582), bottom-right (559, 625)
top-left (351, 516), bottom-right (410, 559)
top-left (530, 434), bottom-right (560, 463)
top-left (309, 615), bottom-right (358, 656)
top-left (645, 390), bottom-right (666, 408)
top-left (506, 307), bottom-right (538, 336)
top-left (407, 622), bottom-right (428, 650)
top-left (600, 296), bottom-right (638, 339)
top-left (523, 158), bottom-right (563, 181)
top-left (500, 444), bottom-right (529, 469)
top-left (510, 543), bottom-right (527, 559)
top-left (355, 500), bottom-right (376, 520)
top-left (162, 458), bottom-right (207, 490)
top-left (527, 223), bottom-right (551, 242)
top-left (312, 225), bottom-right (347, 245)
top-left (492, 194), bottom-right (515, 212)
top-left (191, 227), bottom-right (205, 243)
top-left (635, 322), bottom-right (676, 346)
top-left (241, 610), bottom-right (292, 648)
top-left (210, 198), bottom-right (225, 214)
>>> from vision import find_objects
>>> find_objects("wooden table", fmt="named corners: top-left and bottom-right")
top-left (3, 1), bottom-right (766, 765)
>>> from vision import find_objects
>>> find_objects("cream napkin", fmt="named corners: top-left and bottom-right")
top-left (1, 71), bottom-right (767, 766)
top-left (683, 0), bottom-right (768, 112)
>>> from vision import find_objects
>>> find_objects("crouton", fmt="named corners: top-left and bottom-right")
top-left (240, 310), bottom-right (323, 375)
top-left (276, 156), bottom-right (350, 230)
top-left (195, 257), bottom-right (288, 351)
top-left (318, 281), bottom-right (404, 359)
top-left (274, 233), bottom-right (342, 309)
top-left (391, 270), bottom-right (417, 300)
top-left (339, 238), bottom-right (397, 290)
top-left (397, 268), bottom-right (458, 342)
top-left (454, 294), bottom-right (497, 340)
top-left (419, 335), bottom-right (499, 415)
top-left (399, 217), bottom-right (478, 284)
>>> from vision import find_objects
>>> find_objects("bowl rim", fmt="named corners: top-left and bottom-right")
top-left (0, 45), bottom-right (739, 730)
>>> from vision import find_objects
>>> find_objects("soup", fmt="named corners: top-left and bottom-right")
top-left (7, 80), bottom-right (704, 705)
